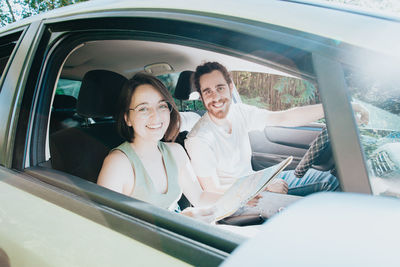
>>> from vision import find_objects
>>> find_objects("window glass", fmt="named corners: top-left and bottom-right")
top-left (232, 71), bottom-right (320, 111)
top-left (55, 78), bottom-right (81, 98)
top-left (0, 30), bottom-right (23, 87)
top-left (345, 68), bottom-right (400, 198)
top-left (158, 72), bottom-right (205, 112)
top-left (50, 79), bottom-right (82, 133)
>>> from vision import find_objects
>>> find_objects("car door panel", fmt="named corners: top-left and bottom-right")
top-left (250, 125), bottom-right (323, 171)
top-left (0, 168), bottom-right (190, 267)
top-left (0, 166), bottom-right (234, 266)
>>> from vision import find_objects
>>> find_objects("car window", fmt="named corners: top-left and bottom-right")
top-left (158, 72), bottom-right (205, 112)
top-left (346, 67), bottom-right (400, 198)
top-left (55, 78), bottom-right (81, 98)
top-left (232, 71), bottom-right (320, 111)
top-left (0, 30), bottom-right (23, 89)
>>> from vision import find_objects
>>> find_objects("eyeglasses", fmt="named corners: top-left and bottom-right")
top-left (128, 101), bottom-right (172, 118)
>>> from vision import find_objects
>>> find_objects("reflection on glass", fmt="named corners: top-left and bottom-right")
top-left (345, 68), bottom-right (400, 197)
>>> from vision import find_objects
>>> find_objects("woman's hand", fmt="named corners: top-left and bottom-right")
top-left (265, 178), bottom-right (288, 194)
top-left (181, 206), bottom-right (216, 224)
top-left (246, 194), bottom-right (263, 207)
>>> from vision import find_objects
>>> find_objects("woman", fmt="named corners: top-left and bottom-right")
top-left (97, 73), bottom-right (220, 222)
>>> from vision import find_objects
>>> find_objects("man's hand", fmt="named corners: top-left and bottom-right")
top-left (265, 178), bottom-right (288, 194)
top-left (351, 102), bottom-right (369, 126)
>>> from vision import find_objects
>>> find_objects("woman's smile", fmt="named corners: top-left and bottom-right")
top-left (146, 122), bottom-right (163, 129)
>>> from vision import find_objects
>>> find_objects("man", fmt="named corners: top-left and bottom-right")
top-left (185, 62), bottom-right (368, 198)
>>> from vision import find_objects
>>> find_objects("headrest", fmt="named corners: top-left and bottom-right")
top-left (174, 71), bottom-right (194, 100)
top-left (53, 95), bottom-right (77, 110)
top-left (77, 70), bottom-right (127, 118)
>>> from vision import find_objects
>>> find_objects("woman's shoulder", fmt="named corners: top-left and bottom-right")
top-left (97, 146), bottom-right (134, 192)
top-left (103, 148), bottom-right (131, 168)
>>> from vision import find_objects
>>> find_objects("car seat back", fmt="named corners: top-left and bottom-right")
top-left (50, 94), bottom-right (83, 133)
top-left (50, 70), bottom-right (127, 183)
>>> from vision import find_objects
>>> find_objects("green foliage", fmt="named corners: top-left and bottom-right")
top-left (274, 77), bottom-right (316, 106)
top-left (1, 0), bottom-right (88, 27)
top-left (233, 71), bottom-right (319, 111)
top-left (157, 73), bottom-right (176, 95)
top-left (56, 78), bottom-right (81, 98)
top-left (240, 95), bottom-right (269, 109)
top-left (345, 70), bottom-right (400, 115)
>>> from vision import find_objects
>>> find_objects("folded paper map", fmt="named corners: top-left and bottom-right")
top-left (213, 156), bottom-right (293, 221)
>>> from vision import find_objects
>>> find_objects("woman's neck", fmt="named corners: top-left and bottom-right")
top-left (131, 137), bottom-right (160, 156)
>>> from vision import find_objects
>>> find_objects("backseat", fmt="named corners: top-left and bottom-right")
top-left (50, 94), bottom-right (83, 133)
top-left (50, 70), bottom-right (127, 183)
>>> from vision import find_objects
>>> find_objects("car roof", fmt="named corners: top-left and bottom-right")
top-left (1, 0), bottom-right (400, 59)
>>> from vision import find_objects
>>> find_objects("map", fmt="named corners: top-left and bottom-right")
top-left (212, 156), bottom-right (293, 221)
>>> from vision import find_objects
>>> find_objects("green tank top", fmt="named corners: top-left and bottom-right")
top-left (113, 141), bottom-right (182, 211)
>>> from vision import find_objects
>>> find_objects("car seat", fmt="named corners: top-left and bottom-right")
top-left (50, 70), bottom-right (127, 183)
top-left (174, 70), bottom-right (204, 115)
top-left (50, 94), bottom-right (83, 133)
top-left (174, 71), bottom-right (202, 144)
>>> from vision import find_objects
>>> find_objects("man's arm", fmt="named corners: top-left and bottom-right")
top-left (198, 176), bottom-right (232, 194)
top-left (265, 104), bottom-right (325, 127)
top-left (185, 137), bottom-right (232, 194)
top-left (168, 143), bottom-right (222, 206)
top-left (262, 103), bottom-right (368, 128)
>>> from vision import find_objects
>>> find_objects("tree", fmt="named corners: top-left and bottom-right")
top-left (1, 0), bottom-right (88, 27)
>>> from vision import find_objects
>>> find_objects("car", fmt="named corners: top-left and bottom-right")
top-left (1, 0), bottom-right (400, 266)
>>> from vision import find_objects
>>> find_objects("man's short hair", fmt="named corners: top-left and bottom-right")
top-left (193, 62), bottom-right (232, 95)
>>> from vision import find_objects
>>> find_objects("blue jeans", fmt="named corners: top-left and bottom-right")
top-left (278, 169), bottom-right (339, 196)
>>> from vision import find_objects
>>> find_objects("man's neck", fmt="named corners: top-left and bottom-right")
top-left (209, 113), bottom-right (232, 134)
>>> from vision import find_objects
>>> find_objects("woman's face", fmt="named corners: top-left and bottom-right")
top-left (125, 84), bottom-right (171, 143)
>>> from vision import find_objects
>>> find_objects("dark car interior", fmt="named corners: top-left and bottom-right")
top-left (50, 70), bottom-right (127, 183)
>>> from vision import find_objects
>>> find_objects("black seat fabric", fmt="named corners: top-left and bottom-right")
top-left (174, 70), bottom-right (194, 101)
top-left (174, 70), bottom-right (204, 116)
top-left (50, 70), bottom-right (127, 183)
top-left (50, 94), bottom-right (81, 133)
top-left (173, 71), bottom-right (202, 148)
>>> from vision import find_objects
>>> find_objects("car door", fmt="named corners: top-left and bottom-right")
top-left (0, 12), bottom-right (244, 267)
top-left (250, 124), bottom-right (323, 171)
top-left (3, 2), bottom-right (394, 266)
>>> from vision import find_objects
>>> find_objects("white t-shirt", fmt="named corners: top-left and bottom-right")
top-left (185, 103), bottom-right (269, 186)
top-left (179, 111), bottom-right (201, 132)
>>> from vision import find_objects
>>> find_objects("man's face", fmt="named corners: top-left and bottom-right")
top-left (199, 70), bottom-right (232, 120)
